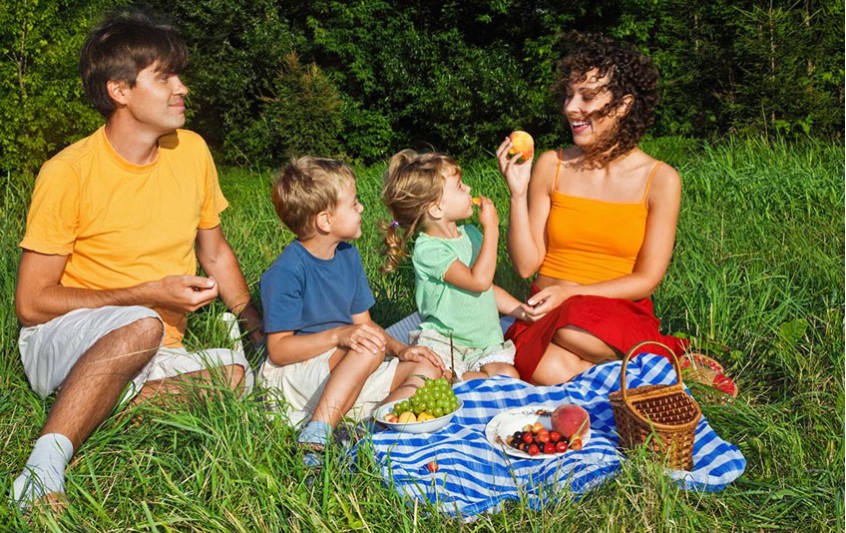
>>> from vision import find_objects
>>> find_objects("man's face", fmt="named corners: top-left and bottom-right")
top-left (117, 61), bottom-right (188, 136)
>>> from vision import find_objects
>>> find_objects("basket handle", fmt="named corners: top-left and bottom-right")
top-left (619, 340), bottom-right (684, 404)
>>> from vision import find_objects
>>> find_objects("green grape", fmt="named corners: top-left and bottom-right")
top-left (433, 406), bottom-right (444, 417)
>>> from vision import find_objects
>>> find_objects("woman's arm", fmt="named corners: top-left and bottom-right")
top-left (498, 141), bottom-right (557, 278)
top-left (526, 164), bottom-right (682, 318)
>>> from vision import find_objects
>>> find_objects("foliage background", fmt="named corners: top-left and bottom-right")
top-left (1, 0), bottom-right (843, 174)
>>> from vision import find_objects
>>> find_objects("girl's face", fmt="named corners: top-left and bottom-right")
top-left (563, 68), bottom-right (629, 149)
top-left (438, 168), bottom-right (473, 222)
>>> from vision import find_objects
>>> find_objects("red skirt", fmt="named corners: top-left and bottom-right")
top-left (505, 285), bottom-right (689, 382)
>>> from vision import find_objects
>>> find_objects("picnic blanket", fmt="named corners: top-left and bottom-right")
top-left (363, 352), bottom-right (746, 518)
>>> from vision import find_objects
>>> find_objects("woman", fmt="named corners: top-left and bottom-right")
top-left (497, 33), bottom-right (694, 385)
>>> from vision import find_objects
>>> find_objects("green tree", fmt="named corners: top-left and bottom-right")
top-left (0, 1), bottom-right (115, 176)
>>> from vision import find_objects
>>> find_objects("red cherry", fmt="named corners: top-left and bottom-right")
top-left (527, 444), bottom-right (540, 456)
top-left (427, 461), bottom-right (439, 473)
top-left (549, 431), bottom-right (562, 443)
top-left (555, 440), bottom-right (568, 453)
top-left (570, 438), bottom-right (583, 451)
top-left (522, 432), bottom-right (534, 444)
top-left (537, 430), bottom-right (551, 444)
top-left (543, 443), bottom-right (555, 454)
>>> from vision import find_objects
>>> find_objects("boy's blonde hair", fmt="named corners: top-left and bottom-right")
top-left (381, 149), bottom-right (461, 273)
top-left (271, 156), bottom-right (356, 239)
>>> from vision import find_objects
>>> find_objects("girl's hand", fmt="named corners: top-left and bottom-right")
top-left (397, 345), bottom-right (450, 378)
top-left (496, 137), bottom-right (533, 198)
top-left (476, 196), bottom-right (499, 231)
top-left (525, 285), bottom-right (576, 320)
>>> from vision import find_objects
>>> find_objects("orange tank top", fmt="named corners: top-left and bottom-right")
top-left (538, 152), bottom-right (662, 284)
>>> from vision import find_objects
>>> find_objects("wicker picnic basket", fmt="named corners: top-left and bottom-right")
top-left (609, 341), bottom-right (701, 471)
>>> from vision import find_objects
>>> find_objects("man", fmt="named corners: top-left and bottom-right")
top-left (10, 9), bottom-right (263, 510)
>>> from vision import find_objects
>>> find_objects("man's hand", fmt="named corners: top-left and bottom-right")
top-left (396, 345), bottom-right (450, 378)
top-left (150, 275), bottom-right (219, 312)
top-left (336, 323), bottom-right (387, 356)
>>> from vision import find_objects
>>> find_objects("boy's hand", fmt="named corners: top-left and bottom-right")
top-left (397, 345), bottom-right (450, 378)
top-left (337, 324), bottom-right (387, 355)
top-left (476, 196), bottom-right (499, 230)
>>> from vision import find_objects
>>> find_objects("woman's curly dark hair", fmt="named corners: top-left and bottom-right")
top-left (554, 32), bottom-right (660, 167)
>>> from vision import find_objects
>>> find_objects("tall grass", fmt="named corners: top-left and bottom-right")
top-left (0, 137), bottom-right (842, 531)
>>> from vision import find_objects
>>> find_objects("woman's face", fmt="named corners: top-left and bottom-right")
top-left (563, 68), bottom-right (628, 149)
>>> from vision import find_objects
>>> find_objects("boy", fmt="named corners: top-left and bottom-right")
top-left (11, 9), bottom-right (262, 511)
top-left (259, 157), bottom-right (447, 451)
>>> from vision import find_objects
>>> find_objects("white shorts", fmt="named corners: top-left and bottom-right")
top-left (408, 328), bottom-right (515, 378)
top-left (18, 306), bottom-right (252, 403)
top-left (258, 348), bottom-right (399, 426)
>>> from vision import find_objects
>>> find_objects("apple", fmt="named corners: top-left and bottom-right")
top-left (509, 130), bottom-right (535, 161)
top-left (550, 404), bottom-right (590, 440)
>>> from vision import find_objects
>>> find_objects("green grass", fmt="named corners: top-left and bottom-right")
top-left (0, 137), bottom-right (843, 531)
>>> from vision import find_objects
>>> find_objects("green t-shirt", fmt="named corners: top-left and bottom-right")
top-left (412, 225), bottom-right (504, 348)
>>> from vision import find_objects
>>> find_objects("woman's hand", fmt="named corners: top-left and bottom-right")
top-left (496, 137), bottom-right (533, 198)
top-left (525, 284), bottom-right (578, 321)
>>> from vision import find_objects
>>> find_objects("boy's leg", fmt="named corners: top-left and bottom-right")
top-left (382, 357), bottom-right (441, 404)
top-left (308, 348), bottom-right (384, 428)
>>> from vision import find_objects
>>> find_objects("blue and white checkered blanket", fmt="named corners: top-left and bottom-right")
top-left (365, 352), bottom-right (746, 518)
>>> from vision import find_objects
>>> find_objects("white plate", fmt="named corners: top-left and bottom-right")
top-left (375, 398), bottom-right (463, 434)
top-left (485, 404), bottom-right (591, 459)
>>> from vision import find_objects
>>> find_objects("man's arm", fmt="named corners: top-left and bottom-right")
top-left (15, 250), bottom-right (218, 327)
top-left (195, 226), bottom-right (263, 345)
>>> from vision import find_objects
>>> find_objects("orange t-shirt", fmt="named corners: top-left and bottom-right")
top-left (539, 156), bottom-right (660, 284)
top-left (20, 127), bottom-right (228, 347)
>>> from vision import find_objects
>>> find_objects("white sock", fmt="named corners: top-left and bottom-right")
top-left (10, 433), bottom-right (74, 509)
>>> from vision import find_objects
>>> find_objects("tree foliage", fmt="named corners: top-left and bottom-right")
top-left (0, 0), bottom-right (842, 175)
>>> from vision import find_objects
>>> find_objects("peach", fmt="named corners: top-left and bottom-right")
top-left (509, 130), bottom-right (534, 161)
top-left (472, 196), bottom-right (482, 206)
top-left (550, 404), bottom-right (590, 440)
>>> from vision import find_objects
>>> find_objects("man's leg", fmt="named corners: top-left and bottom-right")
top-left (12, 317), bottom-right (162, 510)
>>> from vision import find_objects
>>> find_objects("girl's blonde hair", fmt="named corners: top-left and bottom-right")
top-left (380, 149), bottom-right (460, 273)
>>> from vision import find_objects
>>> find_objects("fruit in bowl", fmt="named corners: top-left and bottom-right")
top-left (376, 378), bottom-right (462, 433)
top-left (509, 130), bottom-right (534, 161)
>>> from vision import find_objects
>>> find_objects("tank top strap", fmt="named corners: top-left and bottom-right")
top-left (552, 148), bottom-right (565, 191)
top-left (641, 161), bottom-right (663, 203)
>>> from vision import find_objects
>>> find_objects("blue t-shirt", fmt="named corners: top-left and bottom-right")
top-left (260, 241), bottom-right (376, 334)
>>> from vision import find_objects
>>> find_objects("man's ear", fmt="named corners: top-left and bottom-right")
top-left (107, 80), bottom-right (129, 106)
top-left (617, 94), bottom-right (634, 117)
top-left (315, 210), bottom-right (332, 233)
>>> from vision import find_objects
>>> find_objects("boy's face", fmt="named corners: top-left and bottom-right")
top-left (112, 61), bottom-right (188, 136)
top-left (328, 180), bottom-right (364, 241)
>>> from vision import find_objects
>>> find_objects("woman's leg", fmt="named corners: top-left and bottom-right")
top-left (531, 325), bottom-right (615, 385)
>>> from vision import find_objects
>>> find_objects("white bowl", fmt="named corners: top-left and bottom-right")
top-left (375, 398), bottom-right (463, 434)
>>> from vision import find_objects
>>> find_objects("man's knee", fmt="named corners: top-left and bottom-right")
top-left (119, 317), bottom-right (163, 356)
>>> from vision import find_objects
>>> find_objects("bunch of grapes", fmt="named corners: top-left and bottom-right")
top-left (393, 378), bottom-right (459, 419)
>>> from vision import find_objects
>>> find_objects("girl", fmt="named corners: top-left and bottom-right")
top-left (381, 150), bottom-right (529, 381)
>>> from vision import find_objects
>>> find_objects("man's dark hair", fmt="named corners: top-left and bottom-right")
top-left (79, 8), bottom-right (188, 117)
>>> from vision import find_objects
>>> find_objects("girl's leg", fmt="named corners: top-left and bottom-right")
top-left (479, 362), bottom-right (519, 379)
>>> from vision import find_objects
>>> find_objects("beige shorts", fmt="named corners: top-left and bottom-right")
top-left (408, 328), bottom-right (515, 378)
top-left (258, 347), bottom-right (399, 426)
top-left (18, 306), bottom-right (252, 404)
